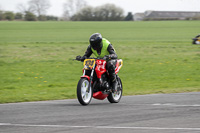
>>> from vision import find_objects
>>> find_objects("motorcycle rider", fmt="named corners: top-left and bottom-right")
top-left (76, 33), bottom-right (118, 92)
top-left (192, 34), bottom-right (200, 44)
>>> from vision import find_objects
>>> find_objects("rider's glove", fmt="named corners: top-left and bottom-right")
top-left (80, 56), bottom-right (87, 62)
top-left (103, 55), bottom-right (110, 60)
top-left (76, 55), bottom-right (82, 61)
top-left (76, 55), bottom-right (86, 62)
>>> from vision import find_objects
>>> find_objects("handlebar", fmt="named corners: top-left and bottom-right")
top-left (73, 57), bottom-right (106, 61)
top-left (84, 57), bottom-right (103, 59)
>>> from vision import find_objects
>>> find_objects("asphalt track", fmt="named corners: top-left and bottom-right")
top-left (0, 92), bottom-right (200, 133)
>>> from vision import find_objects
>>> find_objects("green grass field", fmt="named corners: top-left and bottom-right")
top-left (0, 21), bottom-right (200, 103)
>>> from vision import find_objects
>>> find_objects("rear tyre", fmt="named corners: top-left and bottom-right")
top-left (107, 76), bottom-right (123, 103)
top-left (77, 78), bottom-right (92, 105)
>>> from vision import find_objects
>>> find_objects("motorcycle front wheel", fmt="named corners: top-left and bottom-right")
top-left (107, 76), bottom-right (123, 103)
top-left (77, 78), bottom-right (93, 105)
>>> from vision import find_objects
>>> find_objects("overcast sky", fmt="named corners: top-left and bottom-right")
top-left (0, 0), bottom-right (199, 17)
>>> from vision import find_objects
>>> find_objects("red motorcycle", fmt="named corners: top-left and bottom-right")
top-left (75, 57), bottom-right (123, 105)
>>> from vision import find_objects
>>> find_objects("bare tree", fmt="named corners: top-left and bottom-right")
top-left (71, 6), bottom-right (94, 21)
top-left (63, 0), bottom-right (87, 20)
top-left (28, 0), bottom-right (51, 16)
top-left (17, 3), bottom-right (34, 14)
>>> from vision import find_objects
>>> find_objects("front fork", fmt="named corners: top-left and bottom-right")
top-left (82, 65), bottom-right (95, 93)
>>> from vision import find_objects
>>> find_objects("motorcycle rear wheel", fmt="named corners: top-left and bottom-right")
top-left (77, 78), bottom-right (93, 105)
top-left (107, 76), bottom-right (123, 103)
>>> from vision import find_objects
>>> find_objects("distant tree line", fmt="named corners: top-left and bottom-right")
top-left (0, 0), bottom-right (57, 21)
top-left (62, 0), bottom-right (133, 21)
top-left (0, 10), bottom-right (58, 21)
top-left (0, 0), bottom-right (133, 21)
top-left (71, 4), bottom-right (124, 21)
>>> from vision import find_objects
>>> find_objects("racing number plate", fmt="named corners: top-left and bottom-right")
top-left (83, 59), bottom-right (95, 70)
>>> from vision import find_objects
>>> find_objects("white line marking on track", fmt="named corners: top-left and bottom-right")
top-left (1, 123), bottom-right (200, 131)
top-left (152, 103), bottom-right (200, 107)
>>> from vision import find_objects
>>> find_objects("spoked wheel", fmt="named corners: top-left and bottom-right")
top-left (107, 76), bottom-right (123, 103)
top-left (77, 78), bottom-right (93, 105)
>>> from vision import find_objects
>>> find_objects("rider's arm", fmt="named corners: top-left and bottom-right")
top-left (107, 44), bottom-right (118, 59)
top-left (83, 45), bottom-right (93, 58)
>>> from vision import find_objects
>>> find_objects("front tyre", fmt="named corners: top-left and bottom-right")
top-left (107, 76), bottom-right (123, 103)
top-left (77, 78), bottom-right (93, 105)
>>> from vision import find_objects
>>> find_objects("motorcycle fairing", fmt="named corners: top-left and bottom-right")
top-left (93, 91), bottom-right (108, 100)
top-left (115, 59), bottom-right (123, 74)
top-left (95, 60), bottom-right (107, 79)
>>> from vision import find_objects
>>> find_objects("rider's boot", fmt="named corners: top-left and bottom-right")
top-left (110, 73), bottom-right (118, 92)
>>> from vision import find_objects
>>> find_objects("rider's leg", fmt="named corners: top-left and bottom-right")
top-left (107, 60), bottom-right (117, 92)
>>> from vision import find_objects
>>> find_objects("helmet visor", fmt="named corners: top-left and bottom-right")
top-left (91, 42), bottom-right (102, 50)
